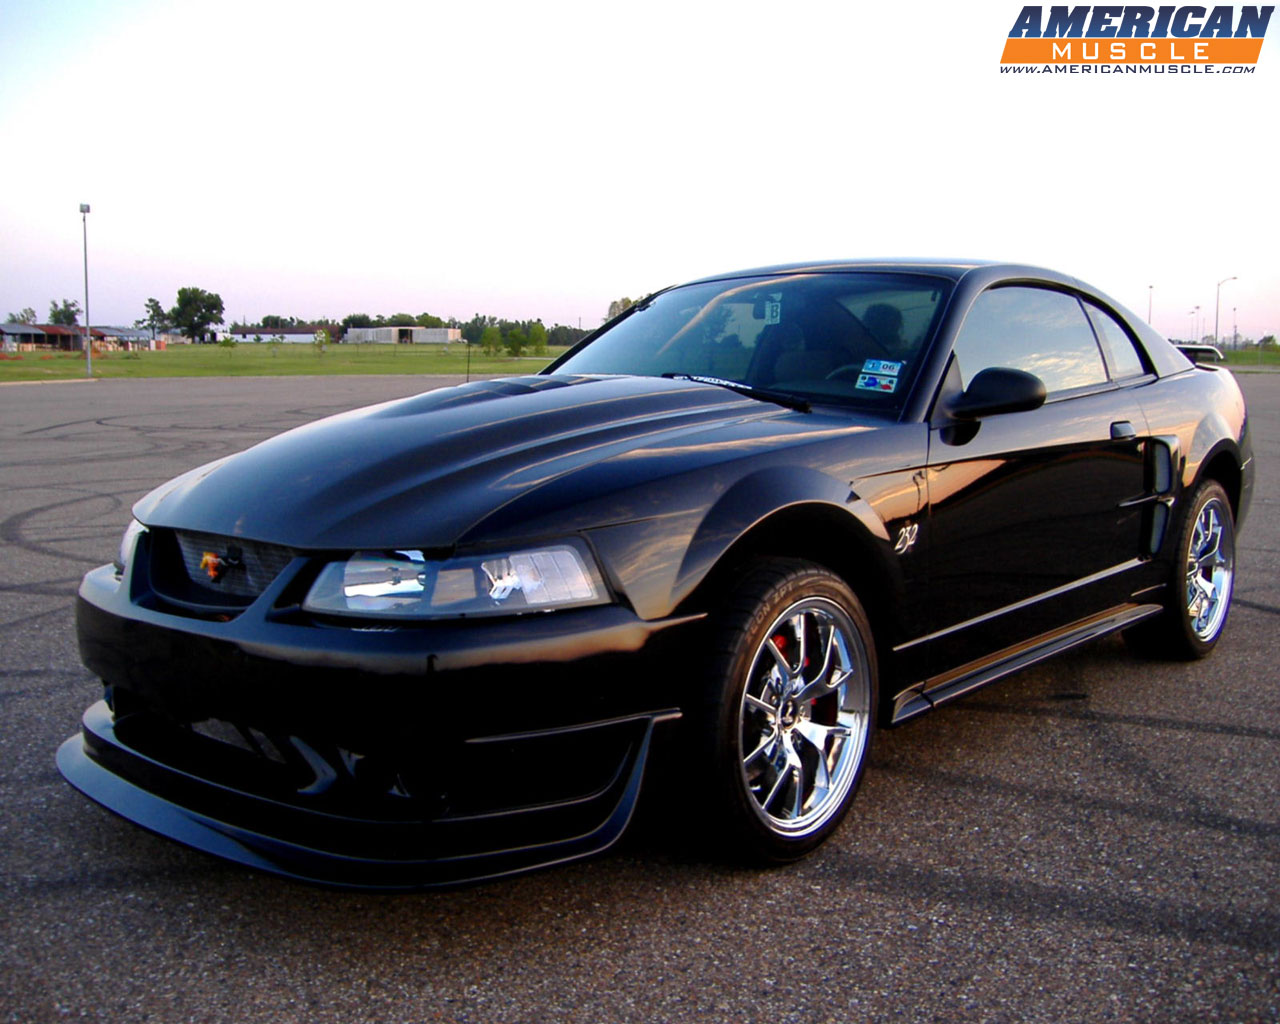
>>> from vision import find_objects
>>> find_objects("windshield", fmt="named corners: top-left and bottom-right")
top-left (549, 271), bottom-right (952, 413)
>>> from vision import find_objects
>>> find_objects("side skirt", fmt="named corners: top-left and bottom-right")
top-left (889, 602), bottom-right (1162, 725)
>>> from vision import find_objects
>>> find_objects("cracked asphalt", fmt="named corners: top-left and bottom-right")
top-left (2, 372), bottom-right (1277, 1023)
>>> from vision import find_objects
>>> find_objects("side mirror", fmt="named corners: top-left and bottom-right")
top-left (950, 367), bottom-right (1046, 419)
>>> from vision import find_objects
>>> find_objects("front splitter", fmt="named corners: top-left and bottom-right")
top-left (58, 701), bottom-right (677, 890)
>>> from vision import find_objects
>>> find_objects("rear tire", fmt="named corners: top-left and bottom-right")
top-left (1125, 480), bottom-right (1236, 660)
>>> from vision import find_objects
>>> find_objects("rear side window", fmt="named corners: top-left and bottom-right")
top-left (952, 286), bottom-right (1108, 394)
top-left (1084, 302), bottom-right (1147, 380)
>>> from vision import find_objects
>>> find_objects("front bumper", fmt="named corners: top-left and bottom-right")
top-left (60, 563), bottom-right (695, 889)
top-left (59, 701), bottom-right (675, 889)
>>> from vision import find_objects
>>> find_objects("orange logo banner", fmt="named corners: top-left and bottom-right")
top-left (1001, 37), bottom-right (1265, 63)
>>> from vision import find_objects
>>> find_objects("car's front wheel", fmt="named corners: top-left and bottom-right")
top-left (696, 559), bottom-right (877, 863)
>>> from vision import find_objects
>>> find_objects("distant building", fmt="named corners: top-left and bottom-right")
top-left (344, 326), bottom-right (461, 346)
top-left (2, 324), bottom-right (115, 350)
top-left (32, 324), bottom-right (105, 351)
top-left (231, 326), bottom-right (333, 345)
top-left (98, 326), bottom-right (155, 349)
top-left (1, 323), bottom-right (46, 351)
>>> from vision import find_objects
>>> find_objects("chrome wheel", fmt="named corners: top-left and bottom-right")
top-left (738, 596), bottom-right (872, 838)
top-left (1124, 480), bottom-right (1236, 661)
top-left (1185, 494), bottom-right (1235, 642)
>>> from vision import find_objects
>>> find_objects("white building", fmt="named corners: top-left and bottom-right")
top-left (344, 326), bottom-right (461, 346)
top-left (231, 326), bottom-right (328, 345)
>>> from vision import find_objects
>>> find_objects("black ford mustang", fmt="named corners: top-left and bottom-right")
top-left (59, 260), bottom-right (1253, 888)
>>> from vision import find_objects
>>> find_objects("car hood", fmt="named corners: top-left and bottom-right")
top-left (134, 374), bottom-right (818, 550)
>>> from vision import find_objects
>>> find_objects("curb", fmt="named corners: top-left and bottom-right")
top-left (0, 377), bottom-right (101, 388)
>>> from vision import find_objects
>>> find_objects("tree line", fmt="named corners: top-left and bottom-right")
top-left (231, 310), bottom-right (593, 355)
top-left (6, 290), bottom-right (225, 344)
top-left (6, 300), bottom-right (87, 327)
top-left (9, 289), bottom-right (644, 351)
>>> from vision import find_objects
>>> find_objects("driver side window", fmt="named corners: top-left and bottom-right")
top-left (954, 286), bottom-right (1109, 395)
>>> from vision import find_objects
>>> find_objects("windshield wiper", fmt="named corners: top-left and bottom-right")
top-left (661, 374), bottom-right (811, 413)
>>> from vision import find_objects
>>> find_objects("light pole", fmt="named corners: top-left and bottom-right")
top-left (1214, 276), bottom-right (1237, 349)
top-left (1188, 308), bottom-right (1197, 342)
top-left (80, 203), bottom-right (91, 376)
top-left (1147, 284), bottom-right (1153, 323)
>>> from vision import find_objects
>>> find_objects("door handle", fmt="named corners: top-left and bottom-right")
top-left (1110, 420), bottom-right (1137, 440)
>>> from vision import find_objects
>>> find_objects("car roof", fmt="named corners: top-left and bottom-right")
top-left (669, 258), bottom-right (1192, 391)
top-left (681, 259), bottom-right (1004, 286)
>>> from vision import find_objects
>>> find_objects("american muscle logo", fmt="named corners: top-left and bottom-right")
top-left (1001, 5), bottom-right (1271, 63)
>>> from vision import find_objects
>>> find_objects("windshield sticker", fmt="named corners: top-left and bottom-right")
top-left (862, 358), bottom-right (902, 376)
top-left (856, 373), bottom-right (898, 393)
top-left (765, 300), bottom-right (782, 325)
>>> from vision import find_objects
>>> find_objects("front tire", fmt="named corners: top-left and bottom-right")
top-left (696, 559), bottom-right (877, 863)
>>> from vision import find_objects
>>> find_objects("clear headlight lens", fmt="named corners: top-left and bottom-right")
top-left (114, 519), bottom-right (147, 576)
top-left (302, 540), bottom-right (608, 619)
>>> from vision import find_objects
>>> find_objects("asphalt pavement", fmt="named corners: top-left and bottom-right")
top-left (1, 372), bottom-right (1276, 1023)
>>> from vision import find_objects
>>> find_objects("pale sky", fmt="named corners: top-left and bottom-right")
top-left (2, 0), bottom-right (1277, 341)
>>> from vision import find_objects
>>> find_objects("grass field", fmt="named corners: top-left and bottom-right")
top-left (0, 343), bottom-right (565, 382)
top-left (1221, 348), bottom-right (1280, 370)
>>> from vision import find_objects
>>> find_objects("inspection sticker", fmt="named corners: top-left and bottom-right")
top-left (856, 373), bottom-right (898, 393)
top-left (862, 358), bottom-right (902, 376)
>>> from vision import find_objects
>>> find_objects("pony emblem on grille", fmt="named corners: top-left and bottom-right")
top-left (200, 545), bottom-right (243, 582)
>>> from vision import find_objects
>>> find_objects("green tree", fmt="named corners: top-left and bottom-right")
top-left (504, 328), bottom-right (527, 357)
top-left (416, 312), bottom-right (445, 328)
top-left (548, 324), bottom-right (588, 348)
top-left (528, 320), bottom-right (548, 356)
top-left (313, 328), bottom-right (330, 355)
top-left (606, 297), bottom-right (635, 321)
top-left (386, 313), bottom-right (417, 327)
top-left (6, 307), bottom-right (36, 324)
top-left (342, 313), bottom-right (374, 329)
top-left (462, 314), bottom-right (494, 345)
top-left (480, 325), bottom-right (503, 356)
top-left (1260, 335), bottom-right (1277, 349)
top-left (135, 297), bottom-right (169, 339)
top-left (169, 287), bottom-right (225, 343)
top-left (48, 299), bottom-right (82, 326)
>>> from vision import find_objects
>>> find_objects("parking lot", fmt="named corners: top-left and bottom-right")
top-left (2, 372), bottom-right (1277, 1023)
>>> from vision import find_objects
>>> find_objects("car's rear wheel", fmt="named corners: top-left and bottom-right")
top-left (695, 559), bottom-right (876, 863)
top-left (1126, 479), bottom-right (1236, 659)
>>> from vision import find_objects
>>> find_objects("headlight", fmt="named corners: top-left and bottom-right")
top-left (301, 540), bottom-right (609, 619)
top-left (113, 520), bottom-right (147, 576)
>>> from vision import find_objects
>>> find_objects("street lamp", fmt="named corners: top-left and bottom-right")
top-left (80, 203), bottom-right (91, 376)
top-left (1147, 284), bottom-right (1153, 323)
top-left (1214, 276), bottom-right (1237, 349)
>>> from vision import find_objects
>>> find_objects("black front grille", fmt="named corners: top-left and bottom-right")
top-left (146, 528), bottom-right (298, 611)
top-left (172, 529), bottom-right (296, 599)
